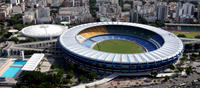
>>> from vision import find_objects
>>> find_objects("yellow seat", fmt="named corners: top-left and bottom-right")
top-left (78, 26), bottom-right (108, 38)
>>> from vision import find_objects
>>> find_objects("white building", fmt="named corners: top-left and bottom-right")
top-left (157, 5), bottom-right (168, 20)
top-left (182, 3), bottom-right (194, 17)
top-left (99, 6), bottom-right (107, 15)
top-left (36, 7), bottom-right (51, 23)
top-left (23, 10), bottom-right (35, 24)
top-left (10, 0), bottom-right (20, 5)
top-left (12, 5), bottom-right (22, 15)
top-left (58, 6), bottom-right (92, 23)
top-left (0, 4), bottom-right (12, 19)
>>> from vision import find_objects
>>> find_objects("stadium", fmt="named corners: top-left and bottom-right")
top-left (58, 22), bottom-right (184, 73)
top-left (21, 24), bottom-right (65, 38)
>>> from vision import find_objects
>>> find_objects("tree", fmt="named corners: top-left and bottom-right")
top-left (186, 66), bottom-right (193, 75)
top-left (180, 56), bottom-right (188, 61)
top-left (119, 0), bottom-right (123, 7)
top-left (7, 14), bottom-right (22, 25)
top-left (191, 80), bottom-right (195, 85)
top-left (89, 0), bottom-right (98, 19)
top-left (138, 16), bottom-right (148, 24)
top-left (164, 76), bottom-right (170, 81)
top-left (67, 70), bottom-right (74, 79)
top-left (13, 24), bottom-right (24, 30)
top-left (190, 1), bottom-right (198, 6)
top-left (169, 64), bottom-right (175, 70)
top-left (195, 35), bottom-right (200, 39)
top-left (176, 66), bottom-right (184, 72)
top-left (80, 68), bottom-right (86, 75)
top-left (141, 0), bottom-right (146, 5)
top-left (78, 75), bottom-right (85, 83)
top-left (151, 72), bottom-right (158, 78)
top-left (190, 57), bottom-right (196, 61)
top-left (197, 78), bottom-right (200, 81)
top-left (5, 0), bottom-right (10, 3)
top-left (152, 20), bottom-right (165, 27)
top-left (0, 28), bottom-right (5, 35)
top-left (162, 0), bottom-right (180, 2)
top-left (88, 72), bottom-right (97, 81)
top-left (185, 44), bottom-right (193, 52)
top-left (194, 44), bottom-right (200, 51)
top-left (62, 79), bottom-right (72, 84)
top-left (9, 37), bottom-right (19, 43)
top-left (177, 34), bottom-right (186, 38)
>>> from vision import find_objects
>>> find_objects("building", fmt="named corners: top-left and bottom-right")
top-left (176, 3), bottom-right (195, 23)
top-left (0, 4), bottom-right (12, 19)
top-left (22, 9), bottom-right (35, 24)
top-left (21, 24), bottom-right (66, 38)
top-left (50, 0), bottom-right (63, 7)
top-left (99, 6), bottom-right (107, 15)
top-left (96, 0), bottom-right (122, 22)
top-left (58, 6), bottom-right (92, 23)
top-left (12, 5), bottom-right (22, 15)
top-left (58, 22), bottom-right (184, 73)
top-left (10, 0), bottom-right (20, 5)
top-left (121, 12), bottom-right (130, 22)
top-left (123, 4), bottom-right (131, 10)
top-left (36, 7), bottom-right (51, 23)
top-left (157, 5), bottom-right (168, 20)
top-left (130, 10), bottom-right (138, 22)
top-left (182, 3), bottom-right (194, 17)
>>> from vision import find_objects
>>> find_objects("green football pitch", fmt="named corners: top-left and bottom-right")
top-left (93, 40), bottom-right (145, 54)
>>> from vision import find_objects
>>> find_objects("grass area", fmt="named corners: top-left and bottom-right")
top-left (93, 40), bottom-right (144, 54)
top-left (172, 32), bottom-right (200, 38)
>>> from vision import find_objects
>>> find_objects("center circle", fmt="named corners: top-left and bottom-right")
top-left (93, 39), bottom-right (145, 54)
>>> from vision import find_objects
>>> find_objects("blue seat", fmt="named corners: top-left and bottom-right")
top-left (82, 40), bottom-right (95, 48)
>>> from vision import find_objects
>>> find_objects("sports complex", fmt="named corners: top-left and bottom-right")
top-left (58, 22), bottom-right (184, 73)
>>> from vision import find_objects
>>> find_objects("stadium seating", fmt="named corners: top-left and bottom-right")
top-left (81, 34), bottom-right (158, 51)
top-left (82, 40), bottom-right (95, 48)
top-left (151, 35), bottom-right (164, 45)
top-left (78, 26), bottom-right (108, 38)
top-left (105, 25), bottom-right (155, 39)
top-left (78, 25), bottom-right (164, 52)
top-left (76, 35), bottom-right (87, 43)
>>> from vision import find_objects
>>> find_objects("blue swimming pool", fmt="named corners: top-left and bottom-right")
top-left (1, 67), bottom-right (22, 78)
top-left (12, 60), bottom-right (27, 65)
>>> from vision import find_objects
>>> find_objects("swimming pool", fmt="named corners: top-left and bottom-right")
top-left (1, 67), bottom-right (22, 78)
top-left (12, 60), bottom-right (27, 65)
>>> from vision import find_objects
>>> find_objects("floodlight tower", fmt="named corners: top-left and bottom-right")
top-left (20, 51), bottom-right (25, 60)
top-left (8, 29), bottom-right (18, 35)
top-left (61, 21), bottom-right (70, 29)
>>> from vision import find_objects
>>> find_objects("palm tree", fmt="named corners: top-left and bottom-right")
top-left (164, 76), bottom-right (170, 81)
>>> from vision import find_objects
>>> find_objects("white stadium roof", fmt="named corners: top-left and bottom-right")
top-left (59, 22), bottom-right (184, 64)
top-left (21, 24), bottom-right (66, 38)
top-left (22, 53), bottom-right (44, 71)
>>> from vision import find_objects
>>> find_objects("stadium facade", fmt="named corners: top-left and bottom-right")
top-left (58, 22), bottom-right (184, 73)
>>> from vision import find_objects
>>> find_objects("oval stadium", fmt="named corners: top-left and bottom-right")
top-left (58, 22), bottom-right (184, 73)
top-left (21, 24), bottom-right (65, 38)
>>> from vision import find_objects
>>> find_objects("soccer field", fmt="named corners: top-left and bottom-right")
top-left (93, 40), bottom-right (145, 54)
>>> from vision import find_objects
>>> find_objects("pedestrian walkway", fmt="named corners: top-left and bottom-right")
top-left (72, 73), bottom-right (119, 88)
top-left (72, 72), bottom-right (151, 88)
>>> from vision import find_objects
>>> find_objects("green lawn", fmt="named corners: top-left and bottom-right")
top-left (172, 32), bottom-right (200, 38)
top-left (93, 40), bottom-right (144, 54)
